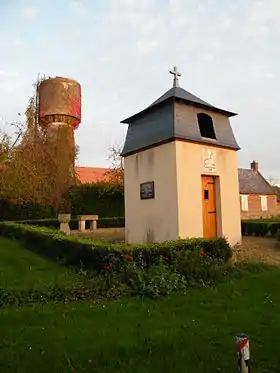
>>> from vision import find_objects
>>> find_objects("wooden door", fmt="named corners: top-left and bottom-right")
top-left (201, 175), bottom-right (217, 238)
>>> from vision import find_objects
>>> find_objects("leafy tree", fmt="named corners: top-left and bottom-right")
top-left (0, 75), bottom-right (78, 212)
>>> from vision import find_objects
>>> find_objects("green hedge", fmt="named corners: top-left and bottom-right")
top-left (0, 222), bottom-right (232, 273)
top-left (0, 200), bottom-right (56, 221)
top-left (70, 183), bottom-right (124, 217)
top-left (241, 221), bottom-right (280, 237)
top-left (0, 183), bottom-right (124, 221)
top-left (18, 217), bottom-right (125, 230)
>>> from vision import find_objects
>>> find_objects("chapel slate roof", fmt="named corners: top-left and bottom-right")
top-left (148, 87), bottom-right (237, 117)
top-left (121, 85), bottom-right (239, 156)
top-left (121, 87), bottom-right (237, 124)
top-left (238, 168), bottom-right (276, 195)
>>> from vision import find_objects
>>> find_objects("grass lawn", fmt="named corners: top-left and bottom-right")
top-left (1, 265), bottom-right (280, 372)
top-left (0, 237), bottom-right (83, 291)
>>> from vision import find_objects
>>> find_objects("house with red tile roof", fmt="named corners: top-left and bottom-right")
top-left (75, 167), bottom-right (110, 184)
top-left (238, 161), bottom-right (278, 219)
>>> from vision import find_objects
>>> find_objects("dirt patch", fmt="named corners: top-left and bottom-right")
top-left (233, 236), bottom-right (280, 266)
top-left (71, 227), bottom-right (125, 242)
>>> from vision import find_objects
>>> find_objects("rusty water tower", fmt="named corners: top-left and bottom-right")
top-left (38, 76), bottom-right (81, 141)
top-left (38, 76), bottom-right (82, 178)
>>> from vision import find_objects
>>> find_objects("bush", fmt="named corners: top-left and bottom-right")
top-left (70, 183), bottom-right (124, 217)
top-left (241, 221), bottom-right (280, 237)
top-left (0, 183), bottom-right (124, 221)
top-left (0, 222), bottom-right (234, 302)
top-left (0, 278), bottom-right (128, 307)
top-left (0, 222), bottom-right (232, 273)
top-left (0, 200), bottom-right (56, 221)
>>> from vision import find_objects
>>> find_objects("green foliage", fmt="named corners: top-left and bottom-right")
top-left (0, 222), bottom-right (232, 273)
top-left (173, 251), bottom-right (227, 285)
top-left (70, 182), bottom-right (124, 217)
top-left (0, 183), bottom-right (125, 221)
top-left (0, 282), bottom-right (127, 308)
top-left (241, 220), bottom-right (280, 237)
top-left (0, 200), bottom-right (56, 221)
top-left (0, 222), bottom-right (233, 303)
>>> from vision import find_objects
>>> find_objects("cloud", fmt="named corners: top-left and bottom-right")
top-left (0, 70), bottom-right (18, 78)
top-left (0, 70), bottom-right (20, 93)
top-left (70, 0), bottom-right (87, 15)
top-left (21, 6), bottom-right (38, 20)
top-left (202, 53), bottom-right (215, 62)
top-left (136, 39), bottom-right (159, 54)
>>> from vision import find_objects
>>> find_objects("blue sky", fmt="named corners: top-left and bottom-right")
top-left (0, 0), bottom-right (279, 181)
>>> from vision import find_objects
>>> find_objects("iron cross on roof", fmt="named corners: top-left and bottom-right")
top-left (169, 66), bottom-right (181, 88)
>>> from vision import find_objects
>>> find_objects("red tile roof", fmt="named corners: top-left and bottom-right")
top-left (75, 166), bottom-right (110, 184)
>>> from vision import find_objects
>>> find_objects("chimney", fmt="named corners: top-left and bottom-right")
top-left (250, 160), bottom-right (258, 171)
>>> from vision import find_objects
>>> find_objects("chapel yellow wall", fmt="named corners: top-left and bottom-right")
top-left (175, 140), bottom-right (242, 246)
top-left (124, 142), bottom-right (179, 244)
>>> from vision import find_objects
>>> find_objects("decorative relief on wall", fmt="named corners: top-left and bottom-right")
top-left (140, 181), bottom-right (155, 200)
top-left (202, 148), bottom-right (217, 173)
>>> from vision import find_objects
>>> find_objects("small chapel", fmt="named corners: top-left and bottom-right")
top-left (121, 67), bottom-right (242, 246)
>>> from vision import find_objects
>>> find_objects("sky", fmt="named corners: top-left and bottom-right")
top-left (0, 0), bottom-right (279, 181)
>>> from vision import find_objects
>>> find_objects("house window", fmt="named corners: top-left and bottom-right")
top-left (260, 195), bottom-right (268, 211)
top-left (240, 195), bottom-right (248, 211)
top-left (197, 113), bottom-right (216, 139)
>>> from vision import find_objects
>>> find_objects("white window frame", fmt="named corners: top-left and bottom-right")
top-left (260, 195), bottom-right (268, 211)
top-left (240, 195), bottom-right (249, 211)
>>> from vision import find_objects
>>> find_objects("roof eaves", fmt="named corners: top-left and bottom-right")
top-left (174, 97), bottom-right (237, 117)
top-left (256, 170), bottom-right (276, 194)
top-left (121, 97), bottom-right (174, 124)
top-left (121, 95), bottom-right (237, 124)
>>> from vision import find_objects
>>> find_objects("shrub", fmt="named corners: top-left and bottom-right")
top-left (0, 222), bottom-right (232, 275)
top-left (0, 200), bottom-right (56, 221)
top-left (70, 183), bottom-right (124, 217)
top-left (124, 257), bottom-right (188, 298)
top-left (0, 222), bottom-right (241, 303)
top-left (0, 279), bottom-right (128, 307)
top-left (173, 250), bottom-right (227, 285)
top-left (241, 221), bottom-right (280, 237)
top-left (0, 183), bottom-right (124, 221)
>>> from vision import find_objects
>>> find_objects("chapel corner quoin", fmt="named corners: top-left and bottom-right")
top-left (121, 67), bottom-right (242, 246)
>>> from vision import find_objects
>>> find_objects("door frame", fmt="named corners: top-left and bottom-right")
top-left (201, 174), bottom-right (218, 238)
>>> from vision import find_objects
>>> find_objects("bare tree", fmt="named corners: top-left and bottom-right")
top-left (105, 143), bottom-right (124, 186)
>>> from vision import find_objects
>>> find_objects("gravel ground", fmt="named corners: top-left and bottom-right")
top-left (233, 236), bottom-right (280, 266)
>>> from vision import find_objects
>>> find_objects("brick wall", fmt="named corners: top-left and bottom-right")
top-left (240, 194), bottom-right (278, 219)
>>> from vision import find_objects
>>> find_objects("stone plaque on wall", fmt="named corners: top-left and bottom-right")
top-left (140, 181), bottom-right (155, 200)
top-left (202, 148), bottom-right (217, 173)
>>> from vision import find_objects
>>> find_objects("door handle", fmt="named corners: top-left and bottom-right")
top-left (208, 211), bottom-right (216, 214)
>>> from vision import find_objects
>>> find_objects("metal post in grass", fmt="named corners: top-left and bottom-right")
top-left (236, 333), bottom-right (250, 373)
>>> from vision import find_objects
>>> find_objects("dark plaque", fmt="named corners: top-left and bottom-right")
top-left (140, 181), bottom-right (155, 200)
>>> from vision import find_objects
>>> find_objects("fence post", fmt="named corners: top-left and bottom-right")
top-left (236, 333), bottom-right (250, 373)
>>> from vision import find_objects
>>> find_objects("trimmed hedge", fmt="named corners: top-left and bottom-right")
top-left (18, 217), bottom-right (125, 230)
top-left (70, 183), bottom-right (124, 217)
top-left (241, 220), bottom-right (280, 237)
top-left (0, 200), bottom-right (56, 221)
top-left (0, 183), bottom-right (124, 221)
top-left (0, 222), bottom-right (232, 273)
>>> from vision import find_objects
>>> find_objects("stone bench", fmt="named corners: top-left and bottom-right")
top-left (78, 215), bottom-right (99, 232)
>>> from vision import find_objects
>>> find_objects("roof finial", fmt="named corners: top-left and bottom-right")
top-left (169, 66), bottom-right (181, 88)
